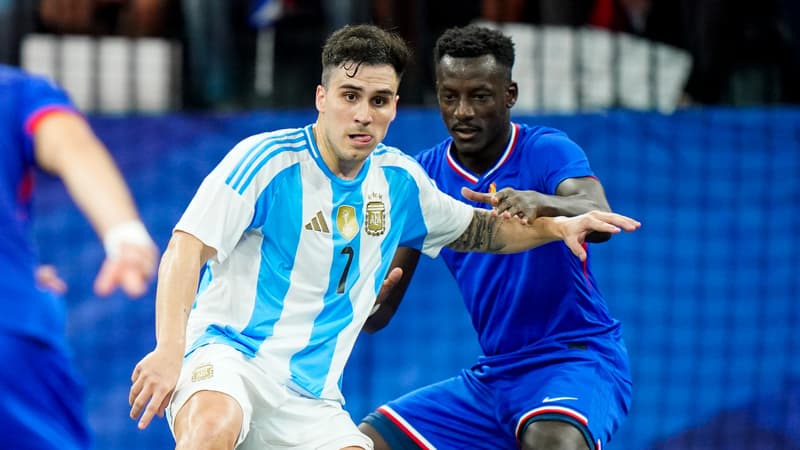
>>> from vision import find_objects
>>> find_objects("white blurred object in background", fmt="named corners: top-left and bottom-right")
top-left (22, 34), bottom-right (181, 114)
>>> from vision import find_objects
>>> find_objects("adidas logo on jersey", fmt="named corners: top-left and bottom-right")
top-left (305, 211), bottom-right (330, 233)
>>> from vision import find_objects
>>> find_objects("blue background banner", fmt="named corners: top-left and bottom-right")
top-left (33, 108), bottom-right (800, 449)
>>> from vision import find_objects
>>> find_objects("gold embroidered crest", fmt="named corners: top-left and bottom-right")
top-left (191, 363), bottom-right (214, 382)
top-left (365, 195), bottom-right (386, 236)
top-left (336, 205), bottom-right (359, 240)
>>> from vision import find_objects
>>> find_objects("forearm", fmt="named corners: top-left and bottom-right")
top-left (34, 113), bottom-right (141, 238)
top-left (153, 234), bottom-right (209, 350)
top-left (57, 136), bottom-right (141, 236)
top-left (447, 209), bottom-right (562, 254)
top-left (526, 190), bottom-right (610, 217)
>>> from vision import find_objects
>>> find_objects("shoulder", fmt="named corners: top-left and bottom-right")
top-left (515, 122), bottom-right (585, 156)
top-left (0, 65), bottom-right (33, 90)
top-left (372, 144), bottom-right (438, 186)
top-left (372, 143), bottom-right (422, 167)
top-left (1, 67), bottom-right (70, 103)
top-left (234, 127), bottom-right (307, 150)
top-left (226, 127), bottom-right (308, 161)
top-left (218, 127), bottom-right (309, 183)
top-left (516, 123), bottom-right (573, 146)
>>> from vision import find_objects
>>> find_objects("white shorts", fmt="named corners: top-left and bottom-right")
top-left (166, 344), bottom-right (373, 450)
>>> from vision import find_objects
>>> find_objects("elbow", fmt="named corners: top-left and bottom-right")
top-left (361, 308), bottom-right (394, 334)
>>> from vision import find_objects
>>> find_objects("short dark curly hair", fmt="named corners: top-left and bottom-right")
top-left (321, 24), bottom-right (412, 86)
top-left (433, 25), bottom-right (515, 70)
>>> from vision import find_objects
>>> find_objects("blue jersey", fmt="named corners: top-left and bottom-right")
top-left (416, 122), bottom-right (622, 356)
top-left (176, 125), bottom-right (474, 402)
top-left (0, 65), bottom-right (77, 343)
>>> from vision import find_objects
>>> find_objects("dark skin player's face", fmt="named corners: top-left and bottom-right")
top-left (435, 54), bottom-right (518, 173)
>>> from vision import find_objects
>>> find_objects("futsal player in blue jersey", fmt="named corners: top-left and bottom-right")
top-left (0, 65), bottom-right (158, 449)
top-left (359, 26), bottom-right (633, 450)
top-left (127, 24), bottom-right (638, 450)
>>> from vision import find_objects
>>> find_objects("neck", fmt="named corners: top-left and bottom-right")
top-left (313, 123), bottom-right (363, 179)
top-left (455, 122), bottom-right (512, 175)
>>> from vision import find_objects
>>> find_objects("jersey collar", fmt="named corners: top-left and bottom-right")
top-left (445, 122), bottom-right (519, 184)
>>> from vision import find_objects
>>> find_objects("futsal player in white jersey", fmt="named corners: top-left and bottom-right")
top-left (128, 24), bottom-right (640, 450)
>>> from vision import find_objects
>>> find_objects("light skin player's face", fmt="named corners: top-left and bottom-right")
top-left (436, 54), bottom-right (518, 165)
top-left (314, 62), bottom-right (399, 179)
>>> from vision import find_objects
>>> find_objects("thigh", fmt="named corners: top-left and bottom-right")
top-left (495, 347), bottom-right (632, 450)
top-left (363, 371), bottom-right (515, 450)
top-left (0, 333), bottom-right (90, 450)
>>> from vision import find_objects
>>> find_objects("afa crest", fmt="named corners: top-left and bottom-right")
top-left (365, 193), bottom-right (386, 236)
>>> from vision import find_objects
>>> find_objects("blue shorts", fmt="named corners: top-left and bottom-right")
top-left (363, 339), bottom-right (631, 450)
top-left (0, 332), bottom-right (90, 450)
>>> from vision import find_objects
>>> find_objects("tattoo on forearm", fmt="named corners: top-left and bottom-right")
top-left (448, 210), bottom-right (505, 252)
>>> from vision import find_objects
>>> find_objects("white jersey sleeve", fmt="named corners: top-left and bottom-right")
top-left (175, 129), bottom-right (305, 261)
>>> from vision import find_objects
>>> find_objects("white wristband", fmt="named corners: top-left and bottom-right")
top-left (103, 220), bottom-right (154, 259)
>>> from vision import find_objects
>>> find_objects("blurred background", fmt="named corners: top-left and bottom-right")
top-left (4, 0), bottom-right (799, 448)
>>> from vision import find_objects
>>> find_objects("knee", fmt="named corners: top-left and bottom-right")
top-left (520, 420), bottom-right (589, 450)
top-left (174, 393), bottom-right (243, 450)
top-left (175, 415), bottom-right (239, 449)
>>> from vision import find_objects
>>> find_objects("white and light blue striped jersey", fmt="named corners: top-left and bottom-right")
top-left (175, 124), bottom-right (473, 402)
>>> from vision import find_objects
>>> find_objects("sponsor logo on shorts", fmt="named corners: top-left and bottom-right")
top-left (191, 363), bottom-right (214, 382)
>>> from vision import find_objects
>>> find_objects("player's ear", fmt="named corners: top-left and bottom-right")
top-left (505, 81), bottom-right (518, 109)
top-left (315, 85), bottom-right (326, 112)
top-left (389, 95), bottom-right (399, 122)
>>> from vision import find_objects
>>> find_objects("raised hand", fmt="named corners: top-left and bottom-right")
top-left (94, 241), bottom-right (159, 298)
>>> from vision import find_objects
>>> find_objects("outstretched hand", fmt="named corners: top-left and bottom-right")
top-left (94, 242), bottom-right (159, 298)
top-left (556, 211), bottom-right (640, 260)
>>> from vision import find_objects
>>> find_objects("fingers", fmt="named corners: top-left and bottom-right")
top-left (157, 394), bottom-right (172, 418)
top-left (564, 237), bottom-right (587, 261)
top-left (137, 389), bottom-right (169, 430)
top-left (492, 189), bottom-right (515, 215)
top-left (587, 211), bottom-right (641, 231)
top-left (94, 243), bottom-right (158, 298)
top-left (374, 267), bottom-right (403, 309)
top-left (120, 268), bottom-right (148, 298)
top-left (93, 260), bottom-right (116, 297)
top-left (384, 267), bottom-right (403, 286)
top-left (129, 369), bottom-right (144, 406)
top-left (461, 187), bottom-right (495, 206)
top-left (35, 265), bottom-right (68, 294)
top-left (585, 217), bottom-right (623, 235)
top-left (129, 370), bottom-right (170, 430)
